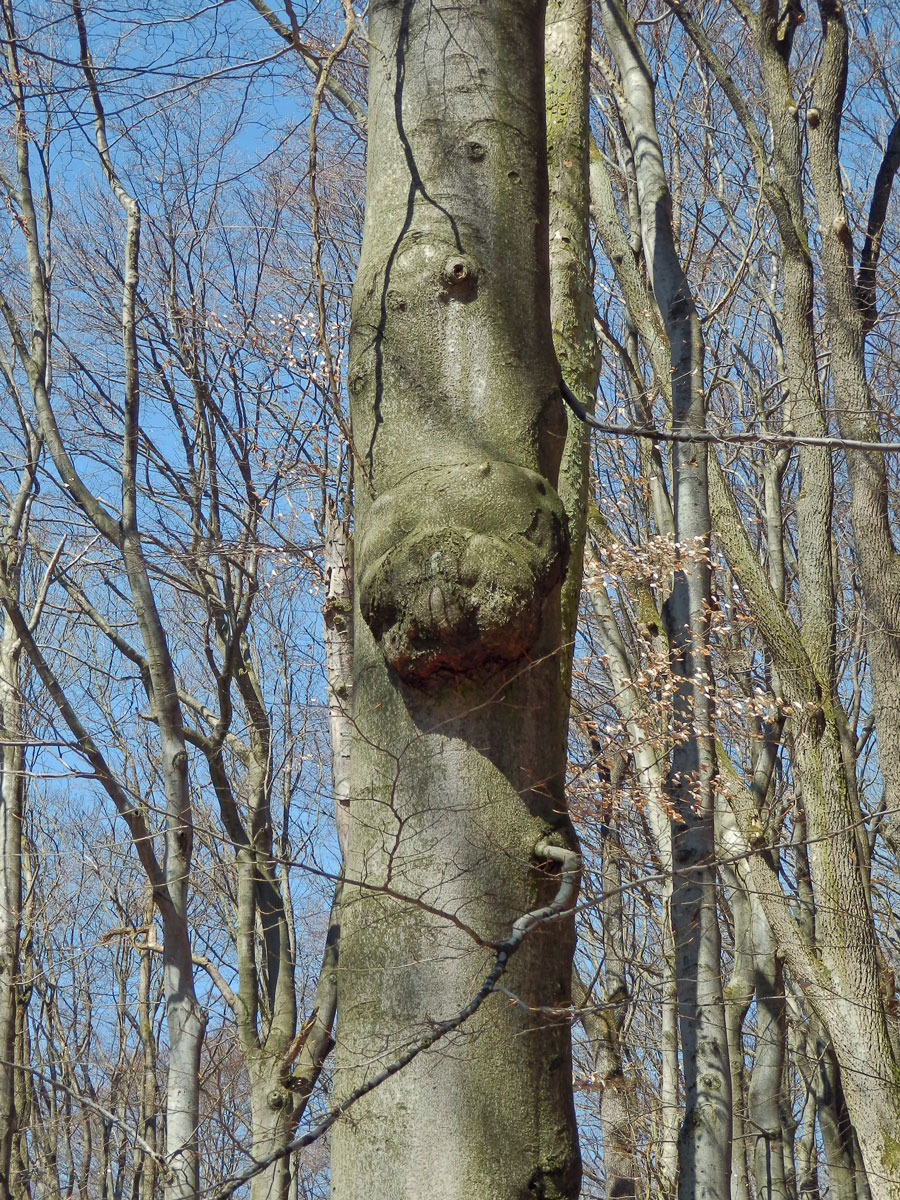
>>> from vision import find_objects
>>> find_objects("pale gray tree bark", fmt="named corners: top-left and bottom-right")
top-left (722, 871), bottom-right (753, 1200)
top-left (331, 2), bottom-right (581, 1196)
top-left (746, 902), bottom-right (789, 1200)
top-left (718, 799), bottom-right (790, 1200)
top-left (546, 0), bottom-right (601, 683)
top-left (133, 891), bottom-right (159, 1200)
top-left (0, 402), bottom-right (40, 1200)
top-left (578, 775), bottom-right (638, 1200)
top-left (596, 7), bottom-right (732, 1198)
top-left (323, 500), bottom-right (354, 862)
top-left (0, 566), bottom-right (25, 1200)
top-left (789, 1008), bottom-right (865, 1200)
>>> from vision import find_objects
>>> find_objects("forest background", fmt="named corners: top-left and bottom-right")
top-left (2, 1), bottom-right (900, 1199)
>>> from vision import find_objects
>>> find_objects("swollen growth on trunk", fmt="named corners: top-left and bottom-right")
top-left (332, 2), bottom-right (582, 1197)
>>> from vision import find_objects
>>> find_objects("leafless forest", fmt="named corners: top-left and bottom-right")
top-left (3, 1), bottom-right (900, 1198)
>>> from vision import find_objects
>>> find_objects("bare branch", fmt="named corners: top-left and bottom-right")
top-left (245, 0), bottom-right (367, 131)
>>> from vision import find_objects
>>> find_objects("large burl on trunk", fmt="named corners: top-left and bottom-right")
top-left (330, 1), bottom-right (582, 1198)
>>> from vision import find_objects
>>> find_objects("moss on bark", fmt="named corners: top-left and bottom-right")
top-left (332, 1), bottom-right (581, 1196)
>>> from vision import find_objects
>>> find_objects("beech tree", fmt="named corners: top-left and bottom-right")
top-left (332, 0), bottom-right (586, 1195)
top-left (0, 4), bottom-right (351, 1195)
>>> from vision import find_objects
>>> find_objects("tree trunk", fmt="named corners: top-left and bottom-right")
top-left (323, 500), bottom-right (354, 861)
top-left (722, 877), bottom-right (753, 1200)
top-left (332, 3), bottom-right (580, 1197)
top-left (793, 1026), bottom-right (858, 1200)
top-left (597, 7), bottom-right (732, 1196)
top-left (545, 0), bottom-right (600, 685)
top-left (746, 905), bottom-right (789, 1200)
top-left (0, 408), bottom-right (39, 1200)
top-left (593, 797), bottom-right (637, 1200)
top-left (0, 614), bottom-right (24, 1200)
top-left (133, 896), bottom-right (158, 1200)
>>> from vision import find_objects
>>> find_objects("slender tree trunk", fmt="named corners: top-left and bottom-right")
top-left (747, 905), bottom-right (789, 1200)
top-left (575, 969), bottom-right (638, 1200)
top-left (574, 760), bottom-right (637, 1200)
top-left (723, 877), bottom-right (753, 1200)
top-left (597, 7), bottom-right (731, 1196)
top-left (659, 909), bottom-right (680, 1199)
top-left (721, 788), bottom-right (789, 1200)
top-left (586, 795), bottom-right (637, 1200)
top-left (133, 895), bottom-right (158, 1200)
top-left (545, 0), bottom-right (600, 684)
top-left (794, 1089), bottom-right (819, 1200)
top-left (323, 500), bottom-right (354, 861)
top-left (332, 3), bottom-right (580, 1196)
top-left (123, 550), bottom-right (204, 1200)
top-left (0, 615), bottom-right (24, 1200)
top-left (789, 1014), bottom-right (862, 1200)
top-left (0, 409), bottom-right (39, 1200)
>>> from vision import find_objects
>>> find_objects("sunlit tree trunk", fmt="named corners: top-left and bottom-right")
top-left (575, 785), bottom-right (638, 1200)
top-left (546, 0), bottom-right (600, 682)
top-left (0, 440), bottom-right (38, 1200)
top-left (597, 6), bottom-right (731, 1197)
top-left (332, 2), bottom-right (581, 1196)
top-left (722, 870), bottom-right (752, 1200)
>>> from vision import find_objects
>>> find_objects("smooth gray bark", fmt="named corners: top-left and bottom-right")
top-left (720, 794), bottom-right (790, 1200)
top-left (789, 1011), bottom-right (861, 1200)
top-left (597, 7), bottom-right (732, 1198)
top-left (0, 618), bottom-right (24, 1200)
top-left (722, 878), bottom-right (753, 1200)
top-left (332, 2), bottom-right (581, 1196)
top-left (0, 426), bottom-right (38, 1200)
top-left (133, 894), bottom-right (158, 1200)
top-left (323, 501), bottom-right (354, 861)
top-left (746, 904), bottom-right (789, 1200)
top-left (546, 0), bottom-right (600, 684)
top-left (596, 798), bottom-right (637, 1200)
